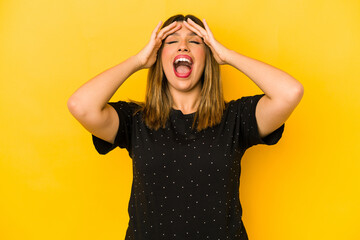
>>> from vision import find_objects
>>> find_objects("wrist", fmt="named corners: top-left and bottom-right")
top-left (223, 49), bottom-right (235, 66)
top-left (129, 55), bottom-right (144, 72)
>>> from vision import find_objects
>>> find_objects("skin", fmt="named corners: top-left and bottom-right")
top-left (161, 22), bottom-right (206, 113)
top-left (68, 17), bottom-right (303, 145)
top-left (183, 18), bottom-right (304, 138)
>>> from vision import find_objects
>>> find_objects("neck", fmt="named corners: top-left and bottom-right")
top-left (170, 86), bottom-right (201, 114)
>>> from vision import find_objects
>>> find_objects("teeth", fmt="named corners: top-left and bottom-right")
top-left (174, 58), bottom-right (192, 64)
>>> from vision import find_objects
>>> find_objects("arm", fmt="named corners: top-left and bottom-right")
top-left (184, 19), bottom-right (304, 138)
top-left (67, 21), bottom-right (181, 144)
top-left (67, 56), bottom-right (140, 144)
top-left (225, 51), bottom-right (304, 138)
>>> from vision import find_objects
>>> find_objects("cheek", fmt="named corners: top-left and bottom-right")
top-left (161, 47), bottom-right (173, 65)
top-left (161, 49), bottom-right (172, 68)
top-left (194, 45), bottom-right (206, 58)
top-left (194, 48), bottom-right (206, 68)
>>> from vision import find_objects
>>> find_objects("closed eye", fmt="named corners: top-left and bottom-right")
top-left (166, 41), bottom-right (200, 44)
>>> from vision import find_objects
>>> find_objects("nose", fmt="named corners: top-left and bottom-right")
top-left (178, 46), bottom-right (189, 52)
top-left (177, 40), bottom-right (189, 52)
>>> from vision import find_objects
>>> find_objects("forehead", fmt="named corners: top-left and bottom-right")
top-left (167, 23), bottom-right (201, 37)
top-left (168, 32), bottom-right (199, 37)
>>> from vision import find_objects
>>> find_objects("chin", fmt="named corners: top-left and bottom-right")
top-left (167, 77), bottom-right (202, 93)
top-left (163, 62), bottom-right (203, 93)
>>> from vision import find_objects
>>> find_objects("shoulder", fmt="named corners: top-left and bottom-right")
top-left (225, 94), bottom-right (265, 113)
top-left (108, 100), bottom-right (142, 115)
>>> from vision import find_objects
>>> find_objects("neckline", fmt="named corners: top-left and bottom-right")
top-left (171, 108), bottom-right (196, 118)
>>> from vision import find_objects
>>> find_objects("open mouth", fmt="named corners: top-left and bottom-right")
top-left (173, 55), bottom-right (193, 78)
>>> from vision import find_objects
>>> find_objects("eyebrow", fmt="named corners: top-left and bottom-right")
top-left (168, 32), bottom-right (199, 37)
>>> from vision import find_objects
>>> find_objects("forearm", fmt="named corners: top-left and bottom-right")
top-left (68, 55), bottom-right (140, 114)
top-left (226, 50), bottom-right (303, 101)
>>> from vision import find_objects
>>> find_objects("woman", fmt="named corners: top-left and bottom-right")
top-left (68, 14), bottom-right (303, 240)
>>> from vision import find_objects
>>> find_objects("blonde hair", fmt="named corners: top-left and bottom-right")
top-left (139, 14), bottom-right (225, 131)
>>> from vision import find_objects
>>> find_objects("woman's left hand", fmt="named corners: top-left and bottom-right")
top-left (183, 18), bottom-right (230, 65)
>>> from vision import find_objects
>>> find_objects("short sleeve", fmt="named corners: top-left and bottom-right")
top-left (238, 94), bottom-right (285, 150)
top-left (92, 101), bottom-right (138, 155)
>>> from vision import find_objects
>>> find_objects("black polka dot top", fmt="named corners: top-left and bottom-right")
top-left (92, 93), bottom-right (285, 240)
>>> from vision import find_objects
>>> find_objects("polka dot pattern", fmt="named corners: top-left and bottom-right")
top-left (92, 94), bottom-right (285, 239)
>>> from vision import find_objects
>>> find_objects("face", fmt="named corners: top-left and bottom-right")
top-left (161, 21), bottom-right (206, 94)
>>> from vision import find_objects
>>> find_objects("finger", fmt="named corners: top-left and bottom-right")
top-left (182, 20), bottom-right (204, 39)
top-left (151, 20), bottom-right (163, 39)
top-left (183, 21), bottom-right (209, 46)
top-left (186, 18), bottom-right (208, 37)
top-left (202, 19), bottom-right (214, 38)
top-left (183, 19), bottom-right (203, 36)
top-left (154, 21), bottom-right (173, 36)
top-left (150, 20), bottom-right (161, 41)
top-left (156, 21), bottom-right (181, 40)
top-left (159, 23), bottom-right (182, 40)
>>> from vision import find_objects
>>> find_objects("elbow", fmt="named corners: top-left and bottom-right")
top-left (67, 96), bottom-right (88, 119)
top-left (293, 82), bottom-right (304, 101)
top-left (287, 81), bottom-right (304, 105)
top-left (277, 79), bottom-right (304, 105)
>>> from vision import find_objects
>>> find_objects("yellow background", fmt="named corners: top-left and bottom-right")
top-left (1, 0), bottom-right (359, 239)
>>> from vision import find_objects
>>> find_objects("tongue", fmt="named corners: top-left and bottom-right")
top-left (176, 65), bottom-right (191, 74)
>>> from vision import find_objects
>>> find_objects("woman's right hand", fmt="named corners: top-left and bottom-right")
top-left (134, 21), bottom-right (181, 70)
